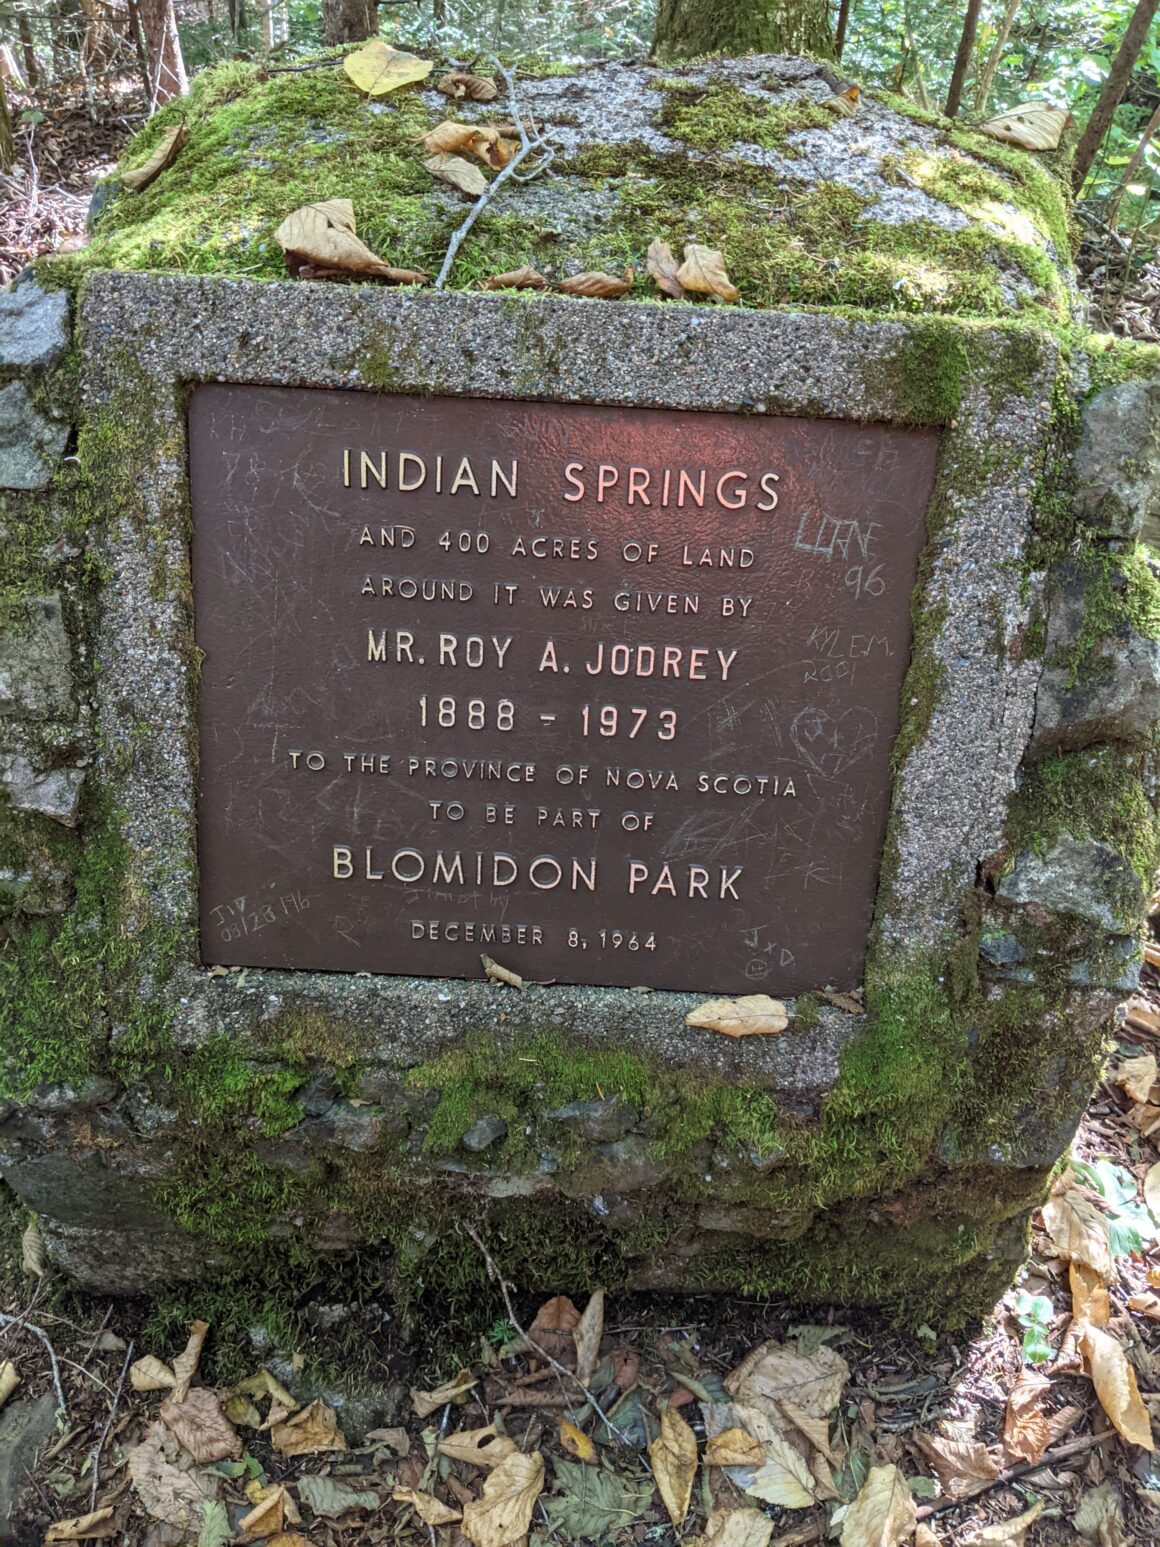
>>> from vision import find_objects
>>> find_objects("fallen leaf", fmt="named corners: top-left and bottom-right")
top-left (130, 1354), bottom-right (176, 1393)
top-left (426, 152), bottom-right (489, 197)
top-left (693, 1509), bottom-right (774, 1547)
top-left (529, 1296), bottom-right (580, 1367)
top-left (915, 1528), bottom-right (941, 1547)
top-left (483, 267), bottom-right (549, 291)
top-left (743, 1431), bottom-right (816, 1509)
top-left (270, 1398), bottom-right (347, 1458)
top-left (914, 1432), bottom-right (1001, 1499)
top-left (705, 1427), bottom-right (766, 1467)
top-left (21, 1219), bottom-right (46, 1277)
top-left (1129, 1290), bottom-right (1160, 1318)
top-left (223, 1392), bottom-right (261, 1428)
top-left (559, 1416), bottom-right (596, 1462)
top-left (195, 1498), bottom-right (231, 1547)
top-left (461, 1450), bottom-right (544, 1547)
top-left (481, 953), bottom-right (523, 988)
top-left (1074, 1481), bottom-right (1125, 1545)
top-left (417, 123), bottom-right (515, 168)
top-left (234, 1367), bottom-right (297, 1410)
top-left (298, 1474), bottom-right (380, 1518)
top-left (1070, 1260), bottom-right (1110, 1326)
top-left (961, 1499), bottom-right (1045, 1546)
top-left (412, 1369), bottom-right (477, 1418)
top-left (344, 40), bottom-right (433, 96)
top-left (367, 1425), bottom-right (410, 1454)
top-left (1115, 1052), bottom-right (1157, 1104)
top-left (43, 1509), bottom-right (115, 1541)
top-left (543, 1460), bottom-right (653, 1540)
top-left (127, 1422), bottom-right (219, 1528)
top-left (685, 995), bottom-right (789, 1038)
top-left (646, 238), bottom-right (684, 298)
top-left (1145, 1161), bottom-right (1160, 1219)
top-left (438, 1424), bottom-right (518, 1469)
top-left (267, 1538), bottom-right (314, 1547)
top-left (275, 199), bottom-right (429, 284)
top-left (778, 1398), bottom-right (840, 1464)
top-left (161, 1387), bottom-right (242, 1464)
top-left (1079, 1322), bottom-right (1154, 1449)
top-left (980, 102), bottom-right (1069, 151)
top-left (1042, 1180), bottom-right (1114, 1282)
top-left (240, 1483), bottom-right (287, 1537)
top-left (170, 1319), bottom-right (209, 1404)
top-left (393, 1487), bottom-right (462, 1526)
top-left (649, 1406), bottom-right (698, 1524)
top-left (675, 243), bottom-right (739, 302)
top-left (725, 1339), bottom-right (849, 1421)
top-left (0, 1362), bottom-right (19, 1408)
top-left (438, 70), bottom-right (499, 102)
top-left (821, 84), bottom-right (861, 116)
top-left (121, 124), bottom-right (189, 191)
top-left (1002, 1368), bottom-right (1052, 1463)
top-left (840, 1463), bottom-right (916, 1547)
top-left (574, 1289), bottom-right (604, 1384)
top-left (557, 268), bottom-right (634, 298)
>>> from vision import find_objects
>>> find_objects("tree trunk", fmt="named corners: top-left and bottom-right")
top-left (0, 73), bottom-right (14, 175)
top-left (321, 0), bottom-right (377, 44)
top-left (1072, 0), bottom-right (1160, 192)
top-left (944, 0), bottom-right (982, 118)
top-left (834, 0), bottom-right (851, 58)
top-left (652, 0), bottom-right (834, 62)
top-left (17, 12), bottom-right (38, 88)
top-left (1108, 97), bottom-right (1160, 225)
top-left (138, 0), bottom-right (188, 108)
top-left (973, 0), bottom-right (1020, 114)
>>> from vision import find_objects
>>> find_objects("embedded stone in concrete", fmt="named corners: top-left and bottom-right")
top-left (0, 594), bottom-right (73, 719)
top-left (1074, 377), bottom-right (1160, 540)
top-left (997, 834), bottom-right (1143, 931)
top-left (546, 1097), bottom-right (636, 1143)
top-left (0, 755), bottom-right (83, 825)
top-left (462, 1115), bottom-right (508, 1151)
top-left (0, 381), bottom-right (68, 489)
top-left (0, 280), bottom-right (69, 369)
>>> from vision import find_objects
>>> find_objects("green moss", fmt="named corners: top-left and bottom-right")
top-left (1068, 545), bottom-right (1160, 678)
top-left (656, 79), bottom-right (832, 152)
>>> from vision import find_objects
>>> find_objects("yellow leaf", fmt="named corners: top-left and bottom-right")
top-left (437, 71), bottom-right (499, 102)
top-left (961, 1499), bottom-right (1045, 1546)
top-left (240, 1483), bottom-right (288, 1538)
top-left (648, 1406), bottom-right (698, 1525)
top-left (21, 1220), bottom-right (45, 1277)
top-left (121, 124), bottom-right (189, 192)
top-left (821, 85), bottom-right (861, 116)
top-left (130, 1355), bottom-right (175, 1393)
top-left (674, 243), bottom-right (739, 302)
top-left (743, 1432), bottom-right (816, 1509)
top-left (392, 1487), bottom-right (463, 1526)
top-left (557, 268), bottom-right (634, 298)
top-left (43, 1509), bottom-right (115, 1541)
top-left (461, 1451), bottom-right (544, 1547)
top-left (704, 1427), bottom-right (765, 1468)
top-left (559, 1416), bottom-right (596, 1462)
top-left (685, 995), bottom-right (789, 1038)
top-left (646, 237), bottom-right (684, 298)
top-left (1115, 1052), bottom-right (1157, 1104)
top-left (234, 1367), bottom-right (297, 1410)
top-left (0, 1362), bottom-right (20, 1409)
top-left (411, 1369), bottom-right (477, 1418)
top-left (274, 199), bottom-right (429, 283)
top-left (1145, 1161), bottom-right (1160, 1220)
top-left (573, 1288), bottom-right (604, 1385)
top-left (840, 1464), bottom-right (916, 1547)
top-left (483, 267), bottom-right (549, 291)
top-left (1079, 1323), bottom-right (1153, 1449)
top-left (1042, 1180), bottom-right (1114, 1282)
top-left (425, 152), bottom-right (489, 197)
top-left (438, 1424), bottom-right (518, 1469)
top-left (693, 1509), bottom-right (774, 1547)
top-left (270, 1397), bottom-right (347, 1458)
top-left (1070, 1260), bottom-right (1110, 1325)
top-left (980, 102), bottom-right (1070, 151)
top-left (343, 40), bottom-right (433, 97)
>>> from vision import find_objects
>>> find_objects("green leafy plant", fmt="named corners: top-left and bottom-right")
top-left (1012, 1290), bottom-right (1055, 1364)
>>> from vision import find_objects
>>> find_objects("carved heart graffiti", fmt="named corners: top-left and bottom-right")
top-left (790, 705), bottom-right (878, 780)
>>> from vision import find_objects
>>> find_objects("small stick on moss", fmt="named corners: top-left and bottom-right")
top-left (0, 1309), bottom-right (67, 1415)
top-left (89, 1339), bottom-right (134, 1510)
top-left (434, 58), bottom-right (553, 290)
top-left (463, 1225), bottom-right (641, 1452)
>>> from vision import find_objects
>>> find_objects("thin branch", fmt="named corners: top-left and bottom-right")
top-left (435, 57), bottom-right (553, 290)
top-left (0, 1310), bottom-right (67, 1416)
top-left (90, 1340), bottom-right (134, 1511)
top-left (915, 1428), bottom-right (1114, 1520)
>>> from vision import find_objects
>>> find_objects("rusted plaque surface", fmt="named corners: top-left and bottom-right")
top-left (190, 385), bottom-right (939, 995)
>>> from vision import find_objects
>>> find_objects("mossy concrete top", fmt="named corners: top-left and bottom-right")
top-left (75, 51), bottom-right (1075, 327)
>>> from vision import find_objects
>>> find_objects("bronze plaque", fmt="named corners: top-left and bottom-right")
top-left (190, 385), bottom-right (938, 995)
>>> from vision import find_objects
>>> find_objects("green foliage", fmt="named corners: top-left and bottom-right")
top-left (656, 80), bottom-right (832, 150)
top-left (1013, 1289), bottom-right (1055, 1363)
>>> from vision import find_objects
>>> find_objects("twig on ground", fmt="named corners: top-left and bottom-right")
top-left (434, 57), bottom-right (553, 290)
top-left (90, 1339), bottom-right (134, 1510)
top-left (0, 1309), bottom-right (67, 1415)
top-left (463, 1225), bottom-right (639, 1450)
top-left (915, 1428), bottom-right (1115, 1520)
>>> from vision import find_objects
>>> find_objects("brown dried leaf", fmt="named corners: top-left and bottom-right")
top-left (412, 1369), bottom-right (478, 1418)
top-left (270, 1397), bottom-right (347, 1457)
top-left (1074, 1481), bottom-right (1126, 1545)
top-left (438, 1424), bottom-right (518, 1469)
top-left (573, 1288), bottom-right (604, 1385)
top-left (1114, 1052), bottom-right (1157, 1104)
top-left (437, 71), bottom-right (499, 102)
top-left (649, 1406), bottom-right (698, 1525)
top-left (343, 40), bottom-right (433, 97)
top-left (557, 268), bottom-right (634, 298)
top-left (240, 1483), bottom-right (287, 1537)
top-left (961, 1499), bottom-right (1045, 1546)
top-left (426, 152), bottom-right (489, 197)
top-left (979, 103), bottom-right (1069, 151)
top-left (126, 1422), bottom-right (219, 1528)
top-left (693, 1510), bottom-right (773, 1547)
top-left (275, 199), bottom-right (429, 284)
top-left (1128, 1290), bottom-right (1160, 1318)
top-left (21, 1220), bottom-right (46, 1278)
top-left (1071, 1260), bottom-right (1111, 1326)
top-left (840, 1463), bottom-right (916, 1547)
top-left (685, 995), bottom-right (789, 1038)
top-left (234, 1367), bottom-right (298, 1410)
top-left (43, 1510), bottom-right (115, 1542)
top-left (704, 1427), bottom-right (766, 1468)
top-left (1042, 1179), bottom-right (1114, 1282)
top-left (646, 238), bottom-right (684, 298)
top-left (160, 1387), bottom-right (242, 1464)
top-left (821, 85), bottom-right (861, 116)
top-left (725, 1339), bottom-right (848, 1421)
top-left (461, 1450), bottom-right (544, 1547)
top-left (914, 1432), bottom-right (1001, 1499)
top-left (483, 267), bottom-right (549, 291)
top-left (1078, 1322), bottom-right (1154, 1449)
top-left (170, 1319), bottom-right (208, 1404)
top-left (130, 1354), bottom-right (176, 1393)
top-left (482, 953), bottom-right (523, 989)
top-left (529, 1295), bottom-right (580, 1368)
top-left (121, 124), bottom-right (189, 192)
top-left (777, 1398), bottom-right (840, 1464)
top-left (1145, 1161), bottom-right (1160, 1219)
top-left (393, 1487), bottom-right (463, 1526)
top-left (1001, 1368), bottom-right (1052, 1464)
top-left (559, 1416), bottom-right (596, 1462)
top-left (674, 243), bottom-right (739, 302)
